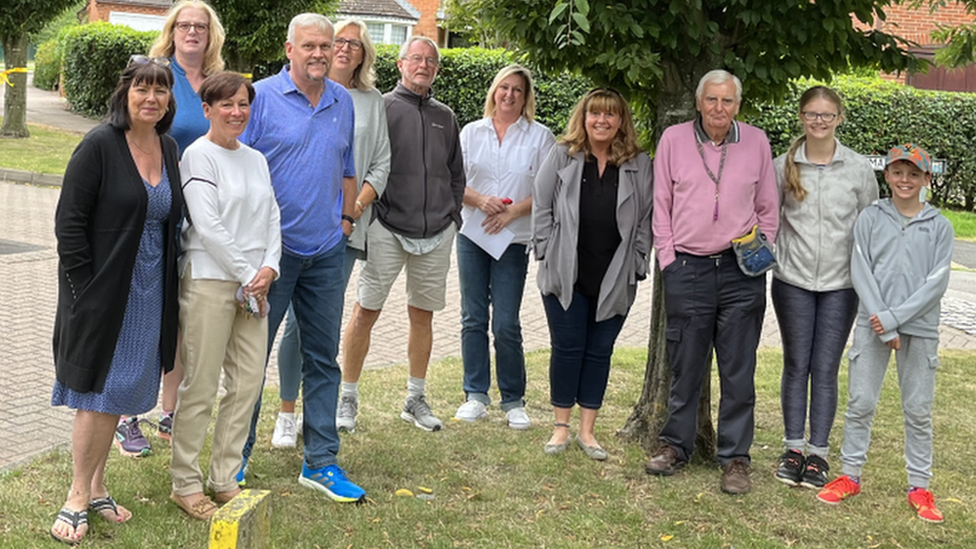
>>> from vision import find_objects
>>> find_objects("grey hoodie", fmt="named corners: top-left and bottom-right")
top-left (851, 199), bottom-right (954, 341)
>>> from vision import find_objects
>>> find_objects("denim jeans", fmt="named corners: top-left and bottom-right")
top-left (457, 235), bottom-right (529, 410)
top-left (276, 246), bottom-right (359, 402)
top-left (542, 291), bottom-right (625, 410)
top-left (771, 278), bottom-right (858, 453)
top-left (243, 237), bottom-right (347, 469)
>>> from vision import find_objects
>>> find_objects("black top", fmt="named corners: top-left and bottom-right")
top-left (575, 155), bottom-right (621, 298)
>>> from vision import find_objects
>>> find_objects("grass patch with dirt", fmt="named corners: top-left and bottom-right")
top-left (1, 347), bottom-right (974, 548)
top-left (0, 116), bottom-right (82, 175)
top-left (941, 208), bottom-right (976, 242)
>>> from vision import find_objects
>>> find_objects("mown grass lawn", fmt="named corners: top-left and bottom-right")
top-left (0, 116), bottom-right (82, 175)
top-left (1, 347), bottom-right (974, 548)
top-left (942, 208), bottom-right (976, 242)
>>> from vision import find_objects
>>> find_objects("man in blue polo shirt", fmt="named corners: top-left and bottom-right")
top-left (238, 12), bottom-right (363, 502)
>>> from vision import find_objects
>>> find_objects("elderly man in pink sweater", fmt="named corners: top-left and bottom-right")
top-left (645, 70), bottom-right (779, 495)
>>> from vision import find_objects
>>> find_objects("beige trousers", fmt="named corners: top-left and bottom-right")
top-left (170, 265), bottom-right (267, 495)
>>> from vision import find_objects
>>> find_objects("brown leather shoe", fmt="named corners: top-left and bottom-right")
top-left (170, 492), bottom-right (218, 520)
top-left (721, 458), bottom-right (751, 494)
top-left (644, 443), bottom-right (685, 476)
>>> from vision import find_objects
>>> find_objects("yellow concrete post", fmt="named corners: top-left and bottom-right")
top-left (208, 489), bottom-right (272, 549)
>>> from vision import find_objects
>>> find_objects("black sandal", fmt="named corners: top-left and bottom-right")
top-left (89, 495), bottom-right (131, 523)
top-left (50, 507), bottom-right (87, 545)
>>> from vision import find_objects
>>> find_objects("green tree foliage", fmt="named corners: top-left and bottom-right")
top-left (207, 0), bottom-right (339, 73)
top-left (465, 0), bottom-right (926, 457)
top-left (910, 0), bottom-right (976, 67)
top-left (1, 0), bottom-right (79, 137)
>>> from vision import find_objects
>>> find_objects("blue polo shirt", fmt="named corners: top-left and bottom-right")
top-left (241, 66), bottom-right (356, 257)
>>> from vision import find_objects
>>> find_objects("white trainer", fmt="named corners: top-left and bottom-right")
top-left (271, 412), bottom-right (298, 448)
top-left (506, 407), bottom-right (531, 430)
top-left (454, 400), bottom-right (488, 422)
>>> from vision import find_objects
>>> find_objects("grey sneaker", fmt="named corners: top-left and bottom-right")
top-left (336, 396), bottom-right (358, 432)
top-left (401, 395), bottom-right (443, 432)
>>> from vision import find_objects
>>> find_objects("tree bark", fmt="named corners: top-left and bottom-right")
top-left (1, 33), bottom-right (31, 138)
top-left (619, 55), bottom-right (718, 464)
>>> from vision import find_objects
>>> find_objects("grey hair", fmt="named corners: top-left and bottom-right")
top-left (695, 69), bottom-right (742, 102)
top-left (287, 13), bottom-right (333, 44)
top-left (398, 35), bottom-right (440, 65)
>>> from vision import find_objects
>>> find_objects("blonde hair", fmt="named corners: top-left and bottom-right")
top-left (333, 20), bottom-right (377, 91)
top-left (783, 86), bottom-right (844, 202)
top-left (560, 88), bottom-right (641, 166)
top-left (149, 0), bottom-right (226, 76)
top-left (483, 64), bottom-right (536, 122)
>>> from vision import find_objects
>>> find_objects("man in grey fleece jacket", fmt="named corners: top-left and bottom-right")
top-left (341, 36), bottom-right (465, 433)
top-left (818, 143), bottom-right (953, 524)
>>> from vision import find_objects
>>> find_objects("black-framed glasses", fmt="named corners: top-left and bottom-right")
top-left (402, 54), bottom-right (439, 67)
top-left (801, 111), bottom-right (838, 122)
top-left (128, 55), bottom-right (171, 68)
top-left (175, 21), bottom-right (210, 34)
top-left (334, 38), bottom-right (363, 52)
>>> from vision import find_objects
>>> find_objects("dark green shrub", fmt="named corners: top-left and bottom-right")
top-left (744, 76), bottom-right (976, 210)
top-left (61, 22), bottom-right (158, 118)
top-left (32, 39), bottom-right (60, 91)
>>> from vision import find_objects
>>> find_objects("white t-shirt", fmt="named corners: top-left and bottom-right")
top-left (180, 137), bottom-right (282, 284)
top-left (459, 116), bottom-right (556, 244)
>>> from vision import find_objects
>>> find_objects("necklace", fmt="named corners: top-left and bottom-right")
top-left (695, 139), bottom-right (727, 222)
top-left (127, 134), bottom-right (157, 156)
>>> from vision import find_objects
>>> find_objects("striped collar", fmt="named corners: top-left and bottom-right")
top-left (693, 115), bottom-right (740, 145)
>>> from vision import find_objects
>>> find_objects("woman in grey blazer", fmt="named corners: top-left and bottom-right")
top-left (532, 88), bottom-right (653, 460)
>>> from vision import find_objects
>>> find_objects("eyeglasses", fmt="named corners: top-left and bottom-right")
top-left (129, 55), bottom-right (171, 68)
top-left (175, 22), bottom-right (210, 34)
top-left (801, 111), bottom-right (838, 122)
top-left (334, 38), bottom-right (363, 52)
top-left (402, 55), bottom-right (439, 67)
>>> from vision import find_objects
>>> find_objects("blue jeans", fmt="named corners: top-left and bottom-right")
top-left (542, 291), bottom-right (626, 410)
top-left (243, 238), bottom-right (347, 469)
top-left (277, 246), bottom-right (359, 402)
top-left (771, 278), bottom-right (858, 453)
top-left (457, 235), bottom-right (529, 410)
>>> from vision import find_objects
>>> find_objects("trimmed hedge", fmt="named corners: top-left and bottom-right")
top-left (61, 22), bottom-right (158, 118)
top-left (745, 76), bottom-right (976, 210)
top-left (32, 39), bottom-right (60, 91)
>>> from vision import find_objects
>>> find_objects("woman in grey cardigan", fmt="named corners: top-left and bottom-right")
top-left (532, 88), bottom-right (653, 460)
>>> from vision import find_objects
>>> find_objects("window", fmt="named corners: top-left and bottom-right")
top-left (355, 20), bottom-right (413, 46)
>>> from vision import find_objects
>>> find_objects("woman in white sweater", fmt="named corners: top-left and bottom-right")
top-left (170, 71), bottom-right (280, 520)
top-left (772, 86), bottom-right (877, 490)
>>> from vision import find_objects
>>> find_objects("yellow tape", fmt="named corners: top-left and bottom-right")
top-left (1, 67), bottom-right (29, 87)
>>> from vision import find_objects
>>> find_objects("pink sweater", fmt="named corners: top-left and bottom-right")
top-left (652, 120), bottom-right (779, 268)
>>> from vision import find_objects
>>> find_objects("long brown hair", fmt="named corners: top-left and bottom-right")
top-left (783, 86), bottom-right (844, 202)
top-left (560, 88), bottom-right (641, 165)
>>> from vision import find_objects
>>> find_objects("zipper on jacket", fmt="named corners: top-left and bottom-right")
top-left (814, 165), bottom-right (823, 287)
top-left (419, 97), bottom-right (429, 238)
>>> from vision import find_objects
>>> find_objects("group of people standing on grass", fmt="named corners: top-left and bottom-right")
top-left (47, 0), bottom-right (953, 544)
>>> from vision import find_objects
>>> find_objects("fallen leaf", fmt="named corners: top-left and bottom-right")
top-left (944, 498), bottom-right (962, 504)
top-left (674, 521), bottom-right (685, 526)
top-left (660, 534), bottom-right (674, 541)
top-left (395, 489), bottom-right (414, 497)
top-left (417, 486), bottom-right (433, 494)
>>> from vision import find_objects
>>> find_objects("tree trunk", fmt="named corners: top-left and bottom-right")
top-left (1, 33), bottom-right (31, 139)
top-left (619, 56), bottom-right (718, 464)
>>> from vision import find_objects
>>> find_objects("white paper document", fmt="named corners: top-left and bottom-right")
top-left (460, 209), bottom-right (515, 260)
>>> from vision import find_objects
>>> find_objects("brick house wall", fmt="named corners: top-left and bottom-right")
top-left (407, 0), bottom-right (441, 43)
top-left (86, 0), bottom-right (170, 22)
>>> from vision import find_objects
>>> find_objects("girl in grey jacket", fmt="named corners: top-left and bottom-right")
top-left (771, 87), bottom-right (878, 490)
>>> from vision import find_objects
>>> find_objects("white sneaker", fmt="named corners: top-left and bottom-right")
top-left (297, 412), bottom-right (303, 436)
top-left (506, 407), bottom-right (531, 430)
top-left (453, 400), bottom-right (487, 422)
top-left (271, 412), bottom-right (298, 448)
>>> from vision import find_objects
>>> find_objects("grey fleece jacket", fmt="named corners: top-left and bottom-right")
top-left (377, 83), bottom-right (465, 239)
top-left (851, 199), bottom-right (954, 342)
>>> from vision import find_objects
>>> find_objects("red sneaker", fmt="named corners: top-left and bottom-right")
top-left (908, 488), bottom-right (944, 523)
top-left (817, 475), bottom-right (860, 505)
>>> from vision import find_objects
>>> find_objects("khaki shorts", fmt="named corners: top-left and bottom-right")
top-left (357, 221), bottom-right (456, 311)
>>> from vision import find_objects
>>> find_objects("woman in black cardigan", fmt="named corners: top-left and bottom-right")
top-left (49, 58), bottom-right (183, 544)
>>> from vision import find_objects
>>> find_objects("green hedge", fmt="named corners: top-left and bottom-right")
top-left (61, 22), bottom-right (158, 118)
top-left (32, 39), bottom-right (60, 91)
top-left (744, 76), bottom-right (976, 210)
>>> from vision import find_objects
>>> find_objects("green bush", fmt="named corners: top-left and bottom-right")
top-left (744, 76), bottom-right (976, 210)
top-left (32, 39), bottom-right (60, 91)
top-left (61, 22), bottom-right (159, 118)
top-left (375, 45), bottom-right (592, 135)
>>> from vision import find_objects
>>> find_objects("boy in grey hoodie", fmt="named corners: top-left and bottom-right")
top-left (816, 143), bottom-right (953, 524)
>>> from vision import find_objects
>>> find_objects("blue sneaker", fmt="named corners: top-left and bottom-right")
top-left (235, 455), bottom-right (248, 486)
top-left (298, 464), bottom-right (365, 503)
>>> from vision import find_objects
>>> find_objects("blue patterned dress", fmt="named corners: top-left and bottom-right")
top-left (52, 167), bottom-right (172, 415)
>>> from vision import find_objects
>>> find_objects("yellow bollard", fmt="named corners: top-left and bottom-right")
top-left (208, 489), bottom-right (272, 549)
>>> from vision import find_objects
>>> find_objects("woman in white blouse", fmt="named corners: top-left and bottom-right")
top-left (452, 65), bottom-right (556, 429)
top-left (169, 71), bottom-right (280, 520)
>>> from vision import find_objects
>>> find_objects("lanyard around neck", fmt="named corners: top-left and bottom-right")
top-left (695, 139), bottom-right (727, 222)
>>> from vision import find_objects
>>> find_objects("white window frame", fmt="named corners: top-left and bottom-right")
top-left (108, 11), bottom-right (167, 32)
top-left (339, 16), bottom-right (415, 46)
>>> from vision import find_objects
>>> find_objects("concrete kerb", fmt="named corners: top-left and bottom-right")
top-left (0, 168), bottom-right (63, 187)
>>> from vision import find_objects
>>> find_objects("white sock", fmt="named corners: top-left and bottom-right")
top-left (407, 376), bottom-right (426, 398)
top-left (278, 411), bottom-right (296, 421)
top-left (341, 381), bottom-right (359, 399)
